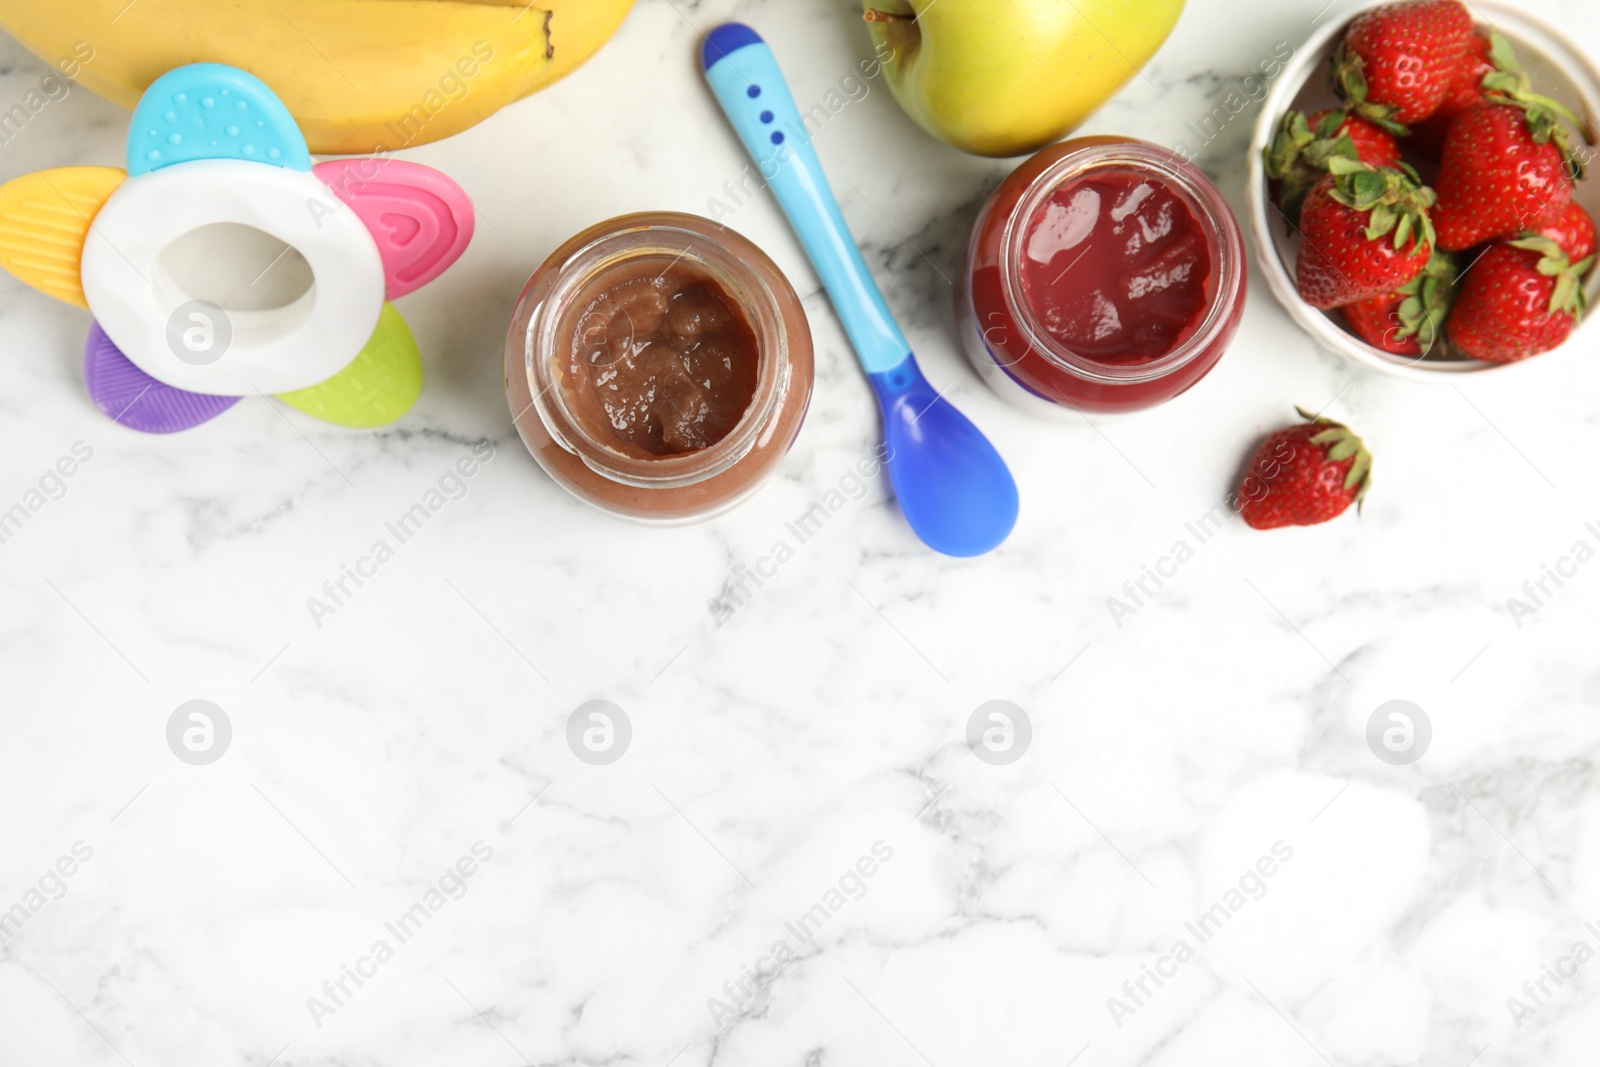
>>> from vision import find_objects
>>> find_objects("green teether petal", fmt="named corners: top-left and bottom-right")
top-left (274, 303), bottom-right (421, 427)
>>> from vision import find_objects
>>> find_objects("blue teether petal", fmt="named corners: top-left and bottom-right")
top-left (127, 64), bottom-right (310, 177)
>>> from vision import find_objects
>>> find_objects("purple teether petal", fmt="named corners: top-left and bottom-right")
top-left (84, 322), bottom-right (240, 433)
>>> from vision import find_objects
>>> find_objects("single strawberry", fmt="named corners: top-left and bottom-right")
top-left (1448, 234), bottom-right (1593, 361)
top-left (1431, 41), bottom-right (1583, 251)
top-left (1296, 157), bottom-right (1436, 309)
top-left (1410, 28), bottom-right (1499, 153)
top-left (1239, 408), bottom-right (1373, 530)
top-left (1332, 0), bottom-right (1475, 130)
top-left (1341, 251), bottom-right (1457, 355)
top-left (1434, 104), bottom-right (1578, 249)
top-left (1535, 201), bottom-right (1597, 261)
top-left (1265, 108), bottom-right (1403, 221)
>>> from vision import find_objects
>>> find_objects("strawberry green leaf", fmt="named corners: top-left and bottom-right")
top-left (1295, 407), bottom-right (1372, 501)
top-left (1479, 34), bottom-right (1586, 175)
top-left (1326, 438), bottom-right (1361, 462)
top-left (1313, 111), bottom-right (1347, 139)
top-left (1510, 235), bottom-right (1561, 253)
top-left (1329, 162), bottom-right (1435, 254)
top-left (1330, 42), bottom-right (1410, 136)
top-left (1553, 273), bottom-right (1578, 313)
top-left (1482, 71), bottom-right (1521, 96)
top-left (1390, 252), bottom-right (1457, 351)
top-left (1265, 110), bottom-right (1365, 223)
top-left (1346, 451), bottom-right (1373, 499)
top-left (1486, 28), bottom-right (1521, 79)
top-left (1368, 201), bottom-right (1397, 240)
top-left (1511, 236), bottom-right (1590, 317)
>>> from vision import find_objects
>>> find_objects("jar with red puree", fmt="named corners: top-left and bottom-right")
top-left (960, 137), bottom-right (1247, 414)
top-left (505, 212), bottom-right (813, 522)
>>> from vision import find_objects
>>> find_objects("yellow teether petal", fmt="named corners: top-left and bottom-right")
top-left (0, 167), bottom-right (125, 308)
top-left (275, 303), bottom-right (422, 428)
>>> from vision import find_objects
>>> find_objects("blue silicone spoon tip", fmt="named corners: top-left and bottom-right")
top-left (871, 362), bottom-right (1019, 557)
top-left (701, 22), bottom-right (1019, 556)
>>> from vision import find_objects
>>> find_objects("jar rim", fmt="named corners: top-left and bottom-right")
top-left (998, 140), bottom-right (1245, 386)
top-left (517, 213), bottom-right (789, 490)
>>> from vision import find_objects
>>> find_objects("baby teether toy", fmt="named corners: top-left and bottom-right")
top-left (0, 63), bottom-right (474, 433)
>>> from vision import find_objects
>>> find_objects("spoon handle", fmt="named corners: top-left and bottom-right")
top-left (702, 24), bottom-right (910, 376)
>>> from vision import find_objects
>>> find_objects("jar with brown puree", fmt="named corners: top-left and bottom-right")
top-left (505, 213), bottom-right (814, 522)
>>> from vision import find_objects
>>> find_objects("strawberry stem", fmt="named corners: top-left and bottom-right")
top-left (1264, 110), bottom-right (1365, 223)
top-left (1325, 158), bottom-right (1436, 253)
top-left (1293, 408), bottom-right (1373, 503)
top-left (1510, 234), bottom-right (1593, 317)
top-left (1480, 29), bottom-right (1588, 177)
top-left (1329, 42), bottom-right (1410, 136)
top-left (1393, 252), bottom-right (1458, 352)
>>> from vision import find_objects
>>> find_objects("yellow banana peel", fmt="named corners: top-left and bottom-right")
top-left (0, 0), bottom-right (635, 154)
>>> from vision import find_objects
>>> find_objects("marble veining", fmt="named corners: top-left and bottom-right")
top-left (3, 0), bottom-right (1600, 1064)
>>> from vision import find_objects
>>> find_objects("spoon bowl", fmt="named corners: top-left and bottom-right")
top-left (869, 360), bottom-right (1018, 557)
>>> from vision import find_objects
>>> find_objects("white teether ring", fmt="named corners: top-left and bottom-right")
top-left (79, 159), bottom-right (386, 395)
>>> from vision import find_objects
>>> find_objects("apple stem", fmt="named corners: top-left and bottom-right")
top-left (862, 9), bottom-right (915, 22)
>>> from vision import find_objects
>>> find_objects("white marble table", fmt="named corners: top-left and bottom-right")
top-left (3, 1), bottom-right (1600, 1064)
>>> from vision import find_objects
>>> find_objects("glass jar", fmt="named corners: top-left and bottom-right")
top-left (505, 212), bottom-right (813, 523)
top-left (959, 136), bottom-right (1247, 415)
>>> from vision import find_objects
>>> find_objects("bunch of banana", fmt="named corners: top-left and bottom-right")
top-left (0, 0), bottom-right (634, 153)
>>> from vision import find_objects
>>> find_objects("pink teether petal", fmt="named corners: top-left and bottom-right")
top-left (85, 322), bottom-right (240, 433)
top-left (313, 159), bottom-right (474, 300)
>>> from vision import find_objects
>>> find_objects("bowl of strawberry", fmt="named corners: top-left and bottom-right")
top-left (1247, 0), bottom-right (1600, 378)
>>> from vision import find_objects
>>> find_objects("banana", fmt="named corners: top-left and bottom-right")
top-left (0, 0), bottom-right (635, 154)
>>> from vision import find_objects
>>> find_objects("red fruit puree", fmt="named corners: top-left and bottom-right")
top-left (1018, 170), bottom-right (1213, 363)
top-left (961, 137), bottom-right (1246, 414)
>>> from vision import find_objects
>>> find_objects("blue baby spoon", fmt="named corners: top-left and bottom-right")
top-left (702, 23), bottom-right (1018, 557)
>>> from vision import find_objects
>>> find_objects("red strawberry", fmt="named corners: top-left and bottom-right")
top-left (1265, 108), bottom-right (1403, 221)
top-left (1410, 29), bottom-right (1499, 153)
top-left (1333, 0), bottom-right (1475, 129)
top-left (1431, 46), bottom-right (1583, 251)
top-left (1239, 409), bottom-right (1373, 530)
top-left (1296, 158), bottom-right (1436, 309)
top-left (1434, 103), bottom-right (1577, 249)
top-left (1344, 295), bottom-right (1418, 354)
top-left (1535, 201), bottom-right (1597, 261)
top-left (1438, 29), bottom-right (1496, 118)
top-left (1341, 251), bottom-right (1457, 355)
top-left (1448, 235), bottom-right (1593, 361)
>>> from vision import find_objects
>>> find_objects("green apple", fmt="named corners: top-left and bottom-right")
top-left (863, 0), bottom-right (1186, 157)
